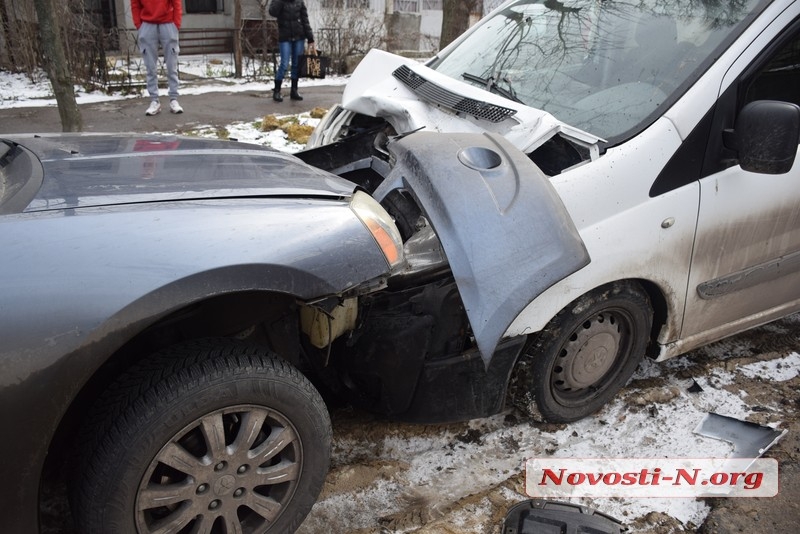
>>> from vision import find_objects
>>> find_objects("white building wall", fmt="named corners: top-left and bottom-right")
top-left (419, 9), bottom-right (443, 41)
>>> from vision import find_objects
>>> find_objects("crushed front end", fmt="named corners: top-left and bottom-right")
top-left (297, 130), bottom-right (589, 422)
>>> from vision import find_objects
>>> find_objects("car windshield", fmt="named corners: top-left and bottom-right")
top-left (429, 0), bottom-right (765, 141)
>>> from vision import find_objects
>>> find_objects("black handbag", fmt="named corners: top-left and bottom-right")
top-left (298, 51), bottom-right (330, 79)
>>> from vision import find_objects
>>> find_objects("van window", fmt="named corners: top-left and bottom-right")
top-left (745, 29), bottom-right (800, 107)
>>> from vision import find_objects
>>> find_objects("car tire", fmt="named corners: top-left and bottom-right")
top-left (72, 339), bottom-right (331, 534)
top-left (516, 281), bottom-right (652, 423)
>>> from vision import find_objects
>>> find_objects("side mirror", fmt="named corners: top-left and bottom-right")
top-left (723, 100), bottom-right (800, 174)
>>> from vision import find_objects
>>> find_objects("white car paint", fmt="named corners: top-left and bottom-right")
top-left (339, 49), bottom-right (604, 157)
top-left (312, 0), bottom-right (800, 362)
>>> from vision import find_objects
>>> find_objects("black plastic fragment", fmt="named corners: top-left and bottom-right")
top-left (502, 499), bottom-right (625, 534)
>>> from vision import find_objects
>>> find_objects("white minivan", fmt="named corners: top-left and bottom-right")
top-left (305, 0), bottom-right (800, 423)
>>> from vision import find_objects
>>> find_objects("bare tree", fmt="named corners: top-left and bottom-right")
top-left (0, 0), bottom-right (10, 69)
top-left (439, 0), bottom-right (481, 49)
top-left (1, 1), bottom-right (39, 76)
top-left (33, 0), bottom-right (82, 131)
top-left (234, 0), bottom-right (243, 77)
top-left (318, 1), bottom-right (385, 74)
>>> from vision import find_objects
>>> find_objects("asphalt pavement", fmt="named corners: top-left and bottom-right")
top-left (0, 83), bottom-right (345, 135)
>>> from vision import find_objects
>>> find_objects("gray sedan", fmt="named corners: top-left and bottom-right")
top-left (0, 131), bottom-right (584, 533)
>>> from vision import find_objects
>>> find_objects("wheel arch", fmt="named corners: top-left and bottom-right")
top-left (509, 277), bottom-right (667, 422)
top-left (565, 277), bottom-right (670, 358)
top-left (69, 341), bottom-right (331, 534)
top-left (630, 278), bottom-right (670, 358)
top-left (38, 272), bottom-right (337, 526)
top-left (512, 277), bottom-right (671, 361)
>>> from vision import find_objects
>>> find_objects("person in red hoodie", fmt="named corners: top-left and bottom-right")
top-left (131, 0), bottom-right (183, 116)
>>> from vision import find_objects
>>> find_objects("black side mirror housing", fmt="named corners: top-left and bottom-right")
top-left (723, 100), bottom-right (800, 174)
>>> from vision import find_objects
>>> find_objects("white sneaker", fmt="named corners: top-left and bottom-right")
top-left (169, 100), bottom-right (184, 114)
top-left (145, 101), bottom-right (161, 116)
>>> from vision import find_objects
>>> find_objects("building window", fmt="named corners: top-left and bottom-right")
top-left (394, 0), bottom-right (419, 13)
top-left (185, 0), bottom-right (224, 14)
top-left (422, 0), bottom-right (442, 9)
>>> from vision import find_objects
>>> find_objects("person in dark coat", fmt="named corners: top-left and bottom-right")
top-left (268, 0), bottom-right (315, 102)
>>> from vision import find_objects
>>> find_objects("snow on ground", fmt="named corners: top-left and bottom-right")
top-left (298, 324), bottom-right (798, 533)
top-left (737, 352), bottom-right (800, 382)
top-left (0, 54), bottom-right (347, 109)
top-left (0, 54), bottom-right (347, 153)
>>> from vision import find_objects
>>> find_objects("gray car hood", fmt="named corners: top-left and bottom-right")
top-left (378, 131), bottom-right (590, 366)
top-left (11, 134), bottom-right (355, 212)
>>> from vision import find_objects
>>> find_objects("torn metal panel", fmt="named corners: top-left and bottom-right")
top-left (383, 131), bottom-right (590, 366)
top-left (337, 49), bottom-right (603, 157)
top-left (694, 412), bottom-right (787, 459)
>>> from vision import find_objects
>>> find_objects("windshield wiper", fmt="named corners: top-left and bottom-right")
top-left (462, 72), bottom-right (522, 103)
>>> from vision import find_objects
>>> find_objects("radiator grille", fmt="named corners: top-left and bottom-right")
top-left (393, 65), bottom-right (517, 124)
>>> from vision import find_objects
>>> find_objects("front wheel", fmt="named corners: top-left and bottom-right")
top-left (72, 340), bottom-right (331, 534)
top-left (514, 281), bottom-right (653, 423)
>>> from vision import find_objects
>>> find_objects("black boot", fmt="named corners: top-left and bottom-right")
top-left (272, 79), bottom-right (283, 102)
top-left (290, 78), bottom-right (303, 101)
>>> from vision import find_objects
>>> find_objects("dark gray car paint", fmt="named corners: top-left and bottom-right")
top-left (379, 132), bottom-right (590, 365)
top-left (0, 131), bottom-right (589, 532)
top-left (7, 133), bottom-right (355, 212)
top-left (0, 135), bottom-right (391, 533)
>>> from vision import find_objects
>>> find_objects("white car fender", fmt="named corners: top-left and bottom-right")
top-left (506, 117), bottom-right (698, 346)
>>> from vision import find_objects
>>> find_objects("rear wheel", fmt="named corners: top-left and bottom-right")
top-left (73, 340), bottom-right (331, 534)
top-left (514, 282), bottom-right (652, 423)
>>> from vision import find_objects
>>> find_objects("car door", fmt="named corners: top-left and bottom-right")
top-left (683, 14), bottom-right (800, 339)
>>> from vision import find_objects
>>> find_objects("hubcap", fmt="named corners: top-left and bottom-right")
top-left (552, 310), bottom-right (630, 402)
top-left (562, 330), bottom-right (617, 389)
top-left (135, 405), bottom-right (301, 534)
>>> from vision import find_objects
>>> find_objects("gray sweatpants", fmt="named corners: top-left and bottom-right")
top-left (137, 22), bottom-right (180, 100)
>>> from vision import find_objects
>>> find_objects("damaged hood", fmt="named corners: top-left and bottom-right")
top-left (340, 49), bottom-right (603, 155)
top-left (376, 131), bottom-right (590, 366)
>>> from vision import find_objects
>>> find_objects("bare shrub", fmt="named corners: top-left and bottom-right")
top-left (0, 0), bottom-right (112, 88)
top-left (0, 1), bottom-right (41, 77)
top-left (316, 1), bottom-right (385, 74)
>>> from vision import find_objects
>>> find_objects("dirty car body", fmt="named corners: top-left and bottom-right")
top-left (309, 0), bottom-right (800, 407)
top-left (0, 128), bottom-right (583, 534)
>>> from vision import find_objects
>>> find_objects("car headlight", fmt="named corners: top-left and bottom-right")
top-left (350, 190), bottom-right (405, 269)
